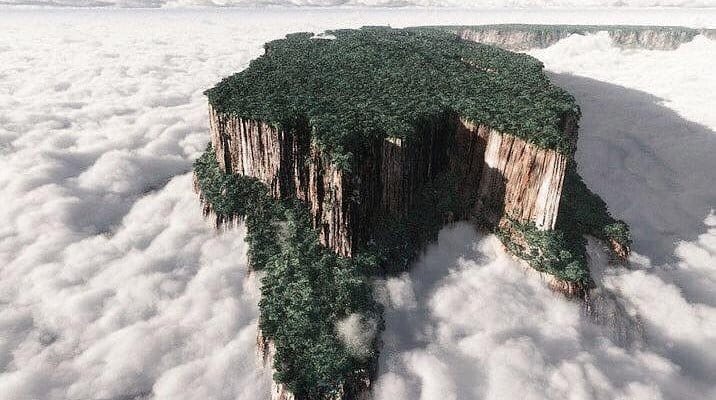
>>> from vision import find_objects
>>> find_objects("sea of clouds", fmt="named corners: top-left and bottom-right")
top-left (0, 7), bottom-right (714, 400)
top-left (1, 0), bottom-right (716, 9)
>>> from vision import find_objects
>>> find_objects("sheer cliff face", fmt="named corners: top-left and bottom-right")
top-left (209, 105), bottom-right (353, 256)
top-left (209, 105), bottom-right (575, 258)
top-left (209, 105), bottom-right (575, 400)
top-left (455, 27), bottom-right (707, 51)
top-left (467, 121), bottom-right (569, 230)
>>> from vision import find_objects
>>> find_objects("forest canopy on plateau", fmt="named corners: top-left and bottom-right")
top-left (206, 26), bottom-right (580, 169)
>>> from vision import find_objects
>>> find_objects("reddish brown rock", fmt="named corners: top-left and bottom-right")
top-left (471, 122), bottom-right (568, 229)
top-left (208, 107), bottom-right (576, 259)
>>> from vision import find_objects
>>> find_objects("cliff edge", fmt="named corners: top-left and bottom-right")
top-left (423, 24), bottom-right (716, 51)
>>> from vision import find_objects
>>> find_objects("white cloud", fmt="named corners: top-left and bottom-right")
top-left (336, 313), bottom-right (378, 358)
top-left (0, 7), bottom-right (714, 400)
top-left (1, 0), bottom-right (715, 8)
top-left (375, 273), bottom-right (417, 310)
top-left (375, 223), bottom-right (716, 400)
top-left (0, 175), bottom-right (270, 400)
top-left (529, 32), bottom-right (716, 130)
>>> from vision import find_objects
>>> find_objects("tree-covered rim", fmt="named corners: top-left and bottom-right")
top-left (206, 26), bottom-right (580, 169)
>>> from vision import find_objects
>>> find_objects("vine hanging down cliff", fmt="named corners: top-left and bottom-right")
top-left (195, 26), bottom-right (631, 400)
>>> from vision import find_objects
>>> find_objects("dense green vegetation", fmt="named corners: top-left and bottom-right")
top-left (194, 147), bottom-right (282, 269)
top-left (497, 218), bottom-right (590, 285)
top-left (206, 26), bottom-right (579, 170)
top-left (260, 204), bottom-right (381, 398)
top-left (194, 145), bottom-right (473, 397)
top-left (556, 163), bottom-right (632, 253)
top-left (195, 147), bottom-right (380, 399)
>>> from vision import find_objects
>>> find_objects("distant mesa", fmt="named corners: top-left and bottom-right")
top-left (425, 24), bottom-right (716, 51)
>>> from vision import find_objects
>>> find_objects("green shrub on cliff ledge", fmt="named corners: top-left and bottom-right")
top-left (193, 147), bottom-right (281, 270)
top-left (495, 163), bottom-right (632, 287)
top-left (497, 218), bottom-right (590, 285)
top-left (206, 26), bottom-right (579, 170)
top-left (556, 163), bottom-right (632, 252)
top-left (194, 147), bottom-right (379, 399)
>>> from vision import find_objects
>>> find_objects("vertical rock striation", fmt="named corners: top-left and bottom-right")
top-left (473, 124), bottom-right (568, 229)
top-left (209, 105), bottom-right (353, 257)
top-left (208, 107), bottom-right (577, 399)
top-left (209, 109), bottom-right (575, 258)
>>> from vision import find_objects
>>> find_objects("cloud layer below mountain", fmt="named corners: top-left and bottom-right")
top-left (0, 8), bottom-right (714, 400)
top-left (1, 0), bottom-right (716, 8)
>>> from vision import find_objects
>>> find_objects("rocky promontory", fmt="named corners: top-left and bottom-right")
top-left (194, 26), bottom-right (631, 400)
top-left (426, 24), bottom-right (716, 51)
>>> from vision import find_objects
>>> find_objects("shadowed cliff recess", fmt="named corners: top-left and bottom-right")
top-left (194, 27), bottom-right (630, 400)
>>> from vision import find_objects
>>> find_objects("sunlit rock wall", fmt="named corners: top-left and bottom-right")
top-left (465, 120), bottom-right (569, 229)
top-left (209, 104), bottom-right (353, 256)
top-left (208, 105), bottom-right (574, 259)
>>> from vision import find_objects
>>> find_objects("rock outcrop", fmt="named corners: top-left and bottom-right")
top-left (466, 120), bottom-right (572, 229)
top-left (210, 105), bottom-right (353, 256)
top-left (209, 109), bottom-right (577, 258)
top-left (208, 107), bottom-right (578, 400)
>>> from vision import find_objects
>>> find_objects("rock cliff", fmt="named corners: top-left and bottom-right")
top-left (428, 24), bottom-right (716, 51)
top-left (208, 110), bottom-right (577, 400)
top-left (209, 110), bottom-right (576, 256)
top-left (210, 105), bottom-right (353, 256)
top-left (196, 27), bottom-right (630, 400)
top-left (466, 120), bottom-right (572, 229)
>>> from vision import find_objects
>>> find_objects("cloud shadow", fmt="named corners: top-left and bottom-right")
top-left (548, 72), bottom-right (716, 266)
